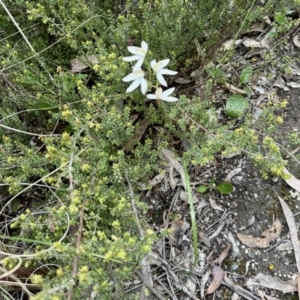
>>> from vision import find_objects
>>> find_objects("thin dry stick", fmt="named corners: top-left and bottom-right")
top-left (175, 103), bottom-right (253, 156)
top-left (255, 131), bottom-right (300, 166)
top-left (1, 15), bottom-right (98, 73)
top-left (0, 147), bottom-right (87, 215)
top-left (66, 197), bottom-right (89, 300)
top-left (0, 123), bottom-right (61, 137)
top-left (67, 145), bottom-right (82, 300)
top-left (0, 1), bottom-right (35, 52)
top-left (0, 256), bottom-right (22, 280)
top-left (125, 172), bottom-right (144, 239)
top-left (223, 274), bottom-right (260, 300)
top-left (0, 266), bottom-right (33, 297)
top-left (0, 0), bottom-right (54, 82)
top-left (137, 272), bottom-right (165, 300)
top-left (0, 212), bottom-right (70, 258)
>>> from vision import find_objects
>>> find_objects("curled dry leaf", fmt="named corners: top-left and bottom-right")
top-left (237, 219), bottom-right (281, 248)
top-left (293, 35), bottom-right (300, 48)
top-left (206, 266), bottom-right (225, 295)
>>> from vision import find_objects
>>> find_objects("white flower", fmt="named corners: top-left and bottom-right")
top-left (123, 41), bottom-right (148, 68)
top-left (150, 59), bottom-right (178, 87)
top-left (147, 87), bottom-right (178, 102)
top-left (122, 67), bottom-right (148, 94)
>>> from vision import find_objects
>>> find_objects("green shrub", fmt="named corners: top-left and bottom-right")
top-left (0, 0), bottom-right (291, 299)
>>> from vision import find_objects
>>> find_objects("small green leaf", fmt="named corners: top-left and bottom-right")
top-left (34, 101), bottom-right (53, 109)
top-left (209, 177), bottom-right (216, 184)
top-left (225, 94), bottom-right (249, 118)
top-left (215, 182), bottom-right (233, 194)
top-left (275, 12), bottom-right (286, 26)
top-left (239, 66), bottom-right (253, 85)
top-left (207, 66), bottom-right (226, 84)
top-left (197, 185), bottom-right (209, 193)
top-left (64, 125), bottom-right (76, 133)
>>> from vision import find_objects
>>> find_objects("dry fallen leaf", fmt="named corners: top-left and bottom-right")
top-left (258, 290), bottom-right (282, 300)
top-left (223, 39), bottom-right (243, 50)
top-left (214, 244), bottom-right (231, 266)
top-left (246, 273), bottom-right (297, 293)
top-left (200, 270), bottom-right (211, 299)
top-left (277, 195), bottom-right (300, 276)
top-left (287, 82), bottom-right (300, 89)
top-left (199, 231), bottom-right (211, 247)
top-left (206, 266), bottom-right (225, 295)
top-left (174, 77), bottom-right (192, 84)
top-left (283, 167), bottom-right (300, 193)
top-left (237, 219), bottom-right (281, 248)
top-left (70, 55), bottom-right (99, 73)
top-left (168, 219), bottom-right (189, 247)
top-left (242, 38), bottom-right (268, 49)
top-left (225, 167), bottom-right (242, 182)
top-left (206, 244), bottom-right (231, 295)
top-left (125, 117), bottom-right (149, 151)
top-left (224, 82), bottom-right (247, 95)
top-left (162, 149), bottom-right (186, 189)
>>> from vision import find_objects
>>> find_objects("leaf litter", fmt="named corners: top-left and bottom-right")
top-left (130, 11), bottom-right (300, 300)
top-left (237, 218), bottom-right (282, 248)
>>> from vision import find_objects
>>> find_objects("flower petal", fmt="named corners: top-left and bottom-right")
top-left (127, 46), bottom-right (141, 55)
top-left (122, 73), bottom-right (137, 82)
top-left (156, 73), bottom-right (167, 87)
top-left (147, 93), bottom-right (157, 99)
top-left (150, 59), bottom-right (157, 69)
top-left (141, 41), bottom-right (148, 53)
top-left (126, 79), bottom-right (140, 93)
top-left (140, 78), bottom-right (148, 95)
top-left (123, 55), bottom-right (140, 62)
top-left (162, 87), bottom-right (175, 97)
top-left (132, 69), bottom-right (145, 78)
top-left (133, 58), bottom-right (144, 69)
top-left (156, 59), bottom-right (170, 70)
top-left (159, 69), bottom-right (178, 75)
top-left (162, 96), bottom-right (178, 102)
top-left (155, 88), bottom-right (163, 99)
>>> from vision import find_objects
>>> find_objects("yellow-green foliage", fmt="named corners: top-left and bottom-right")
top-left (0, 0), bottom-right (290, 299)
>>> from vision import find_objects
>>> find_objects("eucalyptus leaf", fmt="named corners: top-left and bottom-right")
top-left (225, 94), bottom-right (249, 118)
